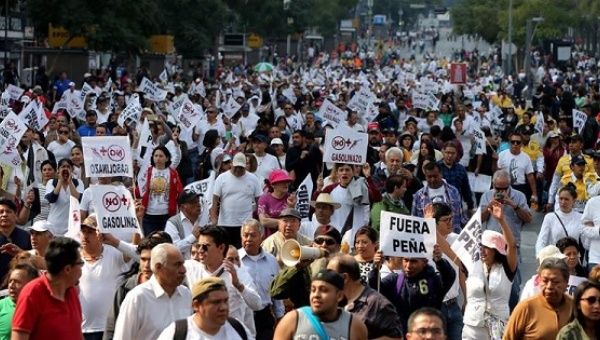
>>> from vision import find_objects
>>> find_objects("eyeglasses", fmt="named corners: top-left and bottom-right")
top-left (495, 186), bottom-right (509, 191)
top-left (59, 131), bottom-right (69, 135)
top-left (314, 237), bottom-right (337, 246)
top-left (198, 243), bottom-right (211, 252)
top-left (510, 140), bottom-right (522, 145)
top-left (581, 296), bottom-right (600, 305)
top-left (412, 327), bottom-right (444, 336)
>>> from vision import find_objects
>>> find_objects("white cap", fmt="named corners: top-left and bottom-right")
top-left (232, 152), bottom-right (246, 167)
top-left (29, 220), bottom-right (52, 233)
top-left (270, 138), bottom-right (284, 146)
top-left (68, 81), bottom-right (75, 87)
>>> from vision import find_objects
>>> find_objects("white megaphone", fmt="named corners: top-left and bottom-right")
top-left (281, 239), bottom-right (327, 267)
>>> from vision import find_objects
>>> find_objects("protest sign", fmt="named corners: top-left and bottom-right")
top-left (347, 88), bottom-right (376, 115)
top-left (323, 125), bottom-right (368, 165)
top-left (18, 100), bottom-right (48, 131)
top-left (472, 128), bottom-right (486, 154)
top-left (451, 208), bottom-right (483, 273)
top-left (80, 82), bottom-right (94, 101)
top-left (66, 93), bottom-right (85, 120)
top-left (178, 99), bottom-right (203, 132)
top-left (223, 96), bottom-right (241, 118)
top-left (184, 172), bottom-right (215, 197)
top-left (0, 112), bottom-right (27, 166)
top-left (0, 92), bottom-right (11, 118)
top-left (159, 69), bottom-right (168, 83)
top-left (295, 174), bottom-right (313, 221)
top-left (91, 185), bottom-right (140, 236)
top-left (534, 110), bottom-right (544, 134)
top-left (82, 136), bottom-right (133, 178)
top-left (467, 173), bottom-right (492, 193)
top-left (318, 99), bottom-right (346, 127)
top-left (282, 87), bottom-right (297, 105)
top-left (167, 95), bottom-right (187, 117)
top-left (411, 92), bottom-right (430, 110)
top-left (573, 109), bottom-right (587, 132)
top-left (118, 94), bottom-right (142, 127)
top-left (379, 211), bottom-right (436, 258)
top-left (190, 80), bottom-right (206, 97)
top-left (65, 196), bottom-right (81, 240)
top-left (139, 77), bottom-right (167, 102)
top-left (5, 84), bottom-right (24, 101)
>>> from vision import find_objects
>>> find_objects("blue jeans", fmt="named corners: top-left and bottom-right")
top-left (509, 264), bottom-right (522, 312)
top-left (441, 300), bottom-right (463, 340)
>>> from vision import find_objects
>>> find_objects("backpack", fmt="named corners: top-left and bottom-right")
top-left (173, 317), bottom-right (247, 340)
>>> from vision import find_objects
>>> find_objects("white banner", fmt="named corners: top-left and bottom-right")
top-left (18, 100), bottom-right (48, 131)
top-left (0, 111), bottom-right (27, 166)
top-left (167, 95), bottom-right (187, 117)
top-left (184, 172), bottom-right (215, 197)
top-left (451, 208), bottom-right (482, 273)
top-left (5, 84), bottom-right (24, 101)
top-left (91, 185), bottom-right (140, 236)
top-left (323, 125), bottom-right (368, 165)
top-left (0, 92), bottom-right (11, 118)
top-left (534, 110), bottom-right (544, 134)
top-left (82, 136), bottom-right (133, 177)
top-left (380, 211), bottom-right (436, 258)
top-left (411, 92), bottom-right (439, 111)
top-left (223, 96), bottom-right (241, 118)
top-left (190, 80), bottom-right (206, 97)
top-left (159, 69), bottom-right (168, 83)
top-left (467, 173), bottom-right (492, 193)
top-left (295, 174), bottom-right (313, 221)
top-left (573, 109), bottom-right (587, 132)
top-left (139, 77), bottom-right (167, 102)
top-left (80, 82), bottom-right (94, 101)
top-left (178, 99), bottom-right (203, 132)
top-left (65, 195), bottom-right (81, 240)
top-left (282, 87), bottom-right (297, 105)
top-left (66, 93), bottom-right (85, 120)
top-left (118, 94), bottom-right (142, 127)
top-left (317, 99), bottom-right (346, 128)
top-left (472, 128), bottom-right (486, 155)
top-left (347, 88), bottom-right (376, 115)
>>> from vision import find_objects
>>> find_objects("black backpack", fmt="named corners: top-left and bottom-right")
top-left (173, 317), bottom-right (247, 340)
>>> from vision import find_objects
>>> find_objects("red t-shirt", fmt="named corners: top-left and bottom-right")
top-left (12, 274), bottom-right (82, 339)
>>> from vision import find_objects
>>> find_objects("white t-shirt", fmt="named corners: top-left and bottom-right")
top-left (427, 185), bottom-right (447, 203)
top-left (45, 179), bottom-right (85, 235)
top-left (79, 246), bottom-right (131, 332)
top-left (213, 171), bottom-right (262, 226)
top-left (47, 140), bottom-right (76, 163)
top-left (157, 317), bottom-right (246, 340)
top-left (80, 187), bottom-right (96, 215)
top-left (254, 153), bottom-right (279, 183)
top-left (497, 150), bottom-right (534, 185)
top-left (146, 168), bottom-right (170, 215)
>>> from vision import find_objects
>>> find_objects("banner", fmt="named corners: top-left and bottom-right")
top-left (573, 109), bottom-right (587, 132)
top-left (295, 174), bottom-right (313, 221)
top-left (282, 87), bottom-right (297, 105)
top-left (323, 125), bottom-right (368, 165)
top-left (467, 173), bottom-right (492, 193)
top-left (450, 63), bottom-right (467, 84)
top-left (380, 211), bottom-right (436, 258)
top-left (5, 84), bottom-right (24, 101)
top-left (118, 94), bottom-right (142, 127)
top-left (190, 80), bottom-right (206, 97)
top-left (18, 100), bottom-right (48, 131)
top-left (223, 96), bottom-right (241, 118)
top-left (317, 99), bottom-right (346, 128)
top-left (534, 110), bottom-right (544, 134)
top-left (451, 208), bottom-right (482, 273)
top-left (66, 93), bottom-right (85, 120)
top-left (159, 69), bottom-right (168, 83)
top-left (80, 82), bottom-right (94, 101)
top-left (167, 95), bottom-right (187, 117)
top-left (412, 92), bottom-right (439, 111)
top-left (91, 185), bottom-right (140, 236)
top-left (65, 195), bottom-right (81, 240)
top-left (347, 88), bottom-right (376, 115)
top-left (0, 92), bottom-right (11, 118)
top-left (184, 172), bottom-right (215, 197)
top-left (0, 112), bottom-right (27, 166)
top-left (472, 128), bottom-right (486, 154)
top-left (138, 77), bottom-right (167, 102)
top-left (82, 136), bottom-right (133, 177)
top-left (178, 99), bottom-right (203, 132)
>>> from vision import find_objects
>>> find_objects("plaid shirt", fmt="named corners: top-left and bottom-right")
top-left (411, 181), bottom-right (465, 232)
top-left (437, 160), bottom-right (474, 209)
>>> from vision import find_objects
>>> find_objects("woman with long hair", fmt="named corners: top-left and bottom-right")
top-left (30, 160), bottom-right (56, 223)
top-left (536, 184), bottom-right (583, 254)
top-left (140, 145), bottom-right (183, 235)
top-left (415, 141), bottom-right (437, 182)
top-left (557, 280), bottom-right (600, 339)
top-left (462, 200), bottom-right (518, 340)
top-left (45, 159), bottom-right (84, 235)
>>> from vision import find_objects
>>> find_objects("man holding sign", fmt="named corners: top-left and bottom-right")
top-left (372, 210), bottom-right (455, 333)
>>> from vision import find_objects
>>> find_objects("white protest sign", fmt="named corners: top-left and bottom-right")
top-left (80, 82), bottom-right (94, 101)
top-left (138, 118), bottom-right (154, 150)
top-left (82, 136), bottom-right (133, 178)
top-left (318, 99), bottom-right (346, 127)
top-left (451, 208), bottom-right (483, 273)
top-left (5, 84), bottom-right (24, 101)
top-left (573, 109), bottom-right (587, 132)
top-left (472, 128), bottom-right (486, 155)
top-left (412, 92), bottom-right (431, 110)
top-left (0, 92), bottom-right (11, 118)
top-left (534, 110), bottom-right (544, 134)
top-left (223, 96), bottom-right (241, 118)
top-left (282, 87), bottom-right (297, 105)
top-left (66, 93), bottom-right (85, 120)
top-left (91, 185), bottom-right (140, 236)
top-left (18, 100), bottom-right (48, 131)
top-left (467, 172), bottom-right (492, 193)
top-left (323, 125), bottom-right (368, 165)
top-left (139, 77), bottom-right (167, 102)
top-left (167, 95), bottom-right (188, 116)
top-left (178, 99), bottom-right (203, 132)
top-left (190, 80), bottom-right (206, 97)
top-left (380, 211), bottom-right (436, 258)
top-left (184, 172), bottom-right (215, 198)
top-left (65, 195), bottom-right (81, 240)
top-left (159, 69), bottom-right (168, 83)
top-left (347, 88), bottom-right (376, 115)
top-left (295, 174), bottom-right (313, 221)
top-left (0, 111), bottom-right (27, 166)
top-left (118, 94), bottom-right (142, 127)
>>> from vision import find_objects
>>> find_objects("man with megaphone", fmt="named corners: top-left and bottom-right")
top-left (261, 208), bottom-right (313, 268)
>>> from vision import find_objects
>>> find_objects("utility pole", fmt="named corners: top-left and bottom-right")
top-left (506, 0), bottom-right (513, 77)
top-left (524, 17), bottom-right (543, 100)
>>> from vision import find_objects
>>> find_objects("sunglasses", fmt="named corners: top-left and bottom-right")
top-left (581, 296), bottom-right (600, 305)
top-left (510, 140), bottom-right (522, 145)
top-left (495, 186), bottom-right (509, 191)
top-left (198, 243), bottom-right (211, 252)
top-left (314, 237), bottom-right (336, 246)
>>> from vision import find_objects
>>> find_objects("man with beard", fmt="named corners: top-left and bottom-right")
top-left (274, 270), bottom-right (368, 339)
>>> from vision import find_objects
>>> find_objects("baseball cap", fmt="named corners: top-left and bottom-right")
top-left (29, 220), bottom-right (52, 233)
top-left (279, 208), bottom-right (301, 220)
top-left (571, 155), bottom-right (586, 166)
top-left (232, 152), bottom-right (247, 167)
top-left (547, 131), bottom-right (560, 139)
top-left (191, 277), bottom-right (226, 300)
top-left (312, 270), bottom-right (344, 290)
top-left (270, 138), bottom-right (284, 146)
top-left (367, 122), bottom-right (380, 132)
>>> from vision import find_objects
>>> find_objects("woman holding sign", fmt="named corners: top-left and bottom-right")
top-left (45, 159), bottom-right (84, 236)
top-left (462, 200), bottom-right (518, 340)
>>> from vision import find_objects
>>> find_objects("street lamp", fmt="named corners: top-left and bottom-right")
top-left (524, 17), bottom-right (544, 100)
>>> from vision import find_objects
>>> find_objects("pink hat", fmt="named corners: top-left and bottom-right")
top-left (481, 230), bottom-right (507, 256)
top-left (269, 169), bottom-right (292, 185)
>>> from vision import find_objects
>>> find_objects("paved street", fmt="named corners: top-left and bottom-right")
top-left (520, 211), bottom-right (544, 286)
